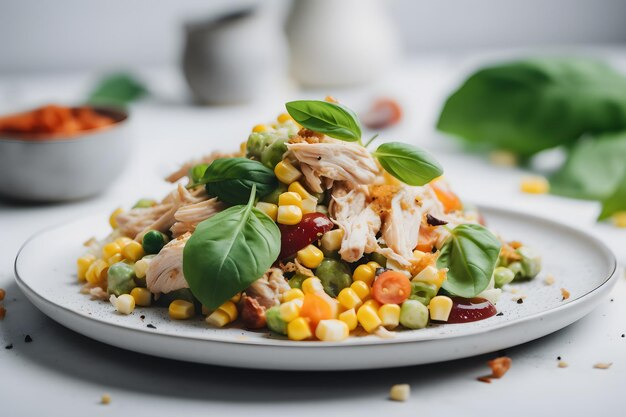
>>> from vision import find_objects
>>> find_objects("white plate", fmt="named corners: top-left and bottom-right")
top-left (14, 206), bottom-right (618, 371)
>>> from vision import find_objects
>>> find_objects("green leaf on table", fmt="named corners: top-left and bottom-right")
top-left (550, 131), bottom-right (626, 200)
top-left (183, 186), bottom-right (280, 309)
top-left (286, 100), bottom-right (362, 142)
top-left (598, 170), bottom-right (626, 220)
top-left (88, 73), bottom-right (147, 106)
top-left (437, 58), bottom-right (626, 156)
top-left (200, 158), bottom-right (277, 205)
top-left (438, 224), bottom-right (501, 298)
top-left (373, 142), bottom-right (443, 186)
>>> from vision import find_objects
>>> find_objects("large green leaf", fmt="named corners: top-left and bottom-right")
top-left (88, 73), bottom-right (147, 106)
top-left (373, 142), bottom-right (443, 186)
top-left (438, 224), bottom-right (501, 298)
top-left (598, 170), bottom-right (626, 220)
top-left (201, 158), bottom-right (277, 205)
top-left (183, 187), bottom-right (281, 309)
top-left (286, 100), bottom-right (362, 141)
top-left (437, 58), bottom-right (626, 156)
top-left (550, 132), bottom-right (626, 200)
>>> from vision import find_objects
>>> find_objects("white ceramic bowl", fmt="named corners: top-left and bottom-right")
top-left (0, 107), bottom-right (130, 202)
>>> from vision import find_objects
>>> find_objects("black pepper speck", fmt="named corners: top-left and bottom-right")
top-left (517, 299), bottom-right (524, 304)
top-left (5, 344), bottom-right (13, 350)
top-left (147, 324), bottom-right (156, 329)
top-left (24, 335), bottom-right (32, 343)
top-left (557, 356), bottom-right (562, 360)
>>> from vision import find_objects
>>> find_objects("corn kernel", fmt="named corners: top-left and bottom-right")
top-left (106, 253), bottom-right (123, 266)
top-left (278, 191), bottom-right (303, 208)
top-left (169, 300), bottom-right (195, 320)
top-left (288, 181), bottom-right (311, 199)
top-left (337, 287), bottom-right (362, 310)
top-left (134, 258), bottom-right (151, 279)
top-left (277, 113), bottom-right (293, 123)
top-left (130, 287), bottom-right (151, 307)
top-left (279, 300), bottom-right (301, 322)
top-left (218, 300), bottom-right (238, 321)
top-left (110, 294), bottom-right (135, 315)
top-left (353, 264), bottom-right (376, 286)
top-left (612, 211), bottom-right (626, 228)
top-left (114, 237), bottom-right (133, 249)
top-left (109, 207), bottom-right (123, 229)
top-left (121, 241), bottom-right (145, 262)
top-left (274, 160), bottom-right (302, 184)
top-left (287, 317), bottom-right (313, 341)
top-left (282, 288), bottom-right (305, 302)
top-left (277, 205), bottom-right (303, 225)
top-left (302, 277), bottom-right (324, 295)
top-left (350, 280), bottom-right (370, 300)
top-left (301, 197), bottom-right (317, 214)
top-left (86, 259), bottom-right (108, 285)
top-left (520, 175), bottom-right (550, 194)
top-left (296, 245), bottom-right (324, 269)
top-left (102, 242), bottom-right (121, 259)
top-left (239, 141), bottom-right (247, 155)
top-left (256, 202), bottom-right (278, 221)
top-left (230, 292), bottom-right (242, 303)
top-left (319, 231), bottom-right (342, 253)
top-left (378, 304), bottom-right (401, 329)
top-left (413, 266), bottom-right (446, 291)
top-left (357, 304), bottom-right (382, 333)
top-left (77, 254), bottom-right (96, 281)
top-left (339, 308), bottom-right (358, 331)
top-left (206, 309), bottom-right (231, 327)
top-left (252, 124), bottom-right (268, 133)
top-left (325, 95), bottom-right (338, 103)
top-left (367, 261), bottom-right (381, 270)
top-left (315, 319), bottom-right (349, 341)
top-left (428, 296), bottom-right (453, 321)
top-left (362, 299), bottom-right (381, 310)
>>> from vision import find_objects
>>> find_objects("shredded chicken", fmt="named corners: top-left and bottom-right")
top-left (287, 141), bottom-right (379, 193)
top-left (165, 150), bottom-right (242, 183)
top-left (380, 187), bottom-right (422, 261)
top-left (244, 268), bottom-right (290, 309)
top-left (146, 233), bottom-right (190, 294)
top-left (170, 197), bottom-right (225, 237)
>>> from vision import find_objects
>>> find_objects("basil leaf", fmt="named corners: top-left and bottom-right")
top-left (202, 158), bottom-right (277, 205)
top-left (183, 186), bottom-right (281, 309)
top-left (598, 170), bottom-right (626, 220)
top-left (437, 58), bottom-right (626, 156)
top-left (88, 73), bottom-right (147, 106)
top-left (550, 132), bottom-right (626, 200)
top-left (286, 100), bottom-right (362, 141)
top-left (373, 142), bottom-right (443, 186)
top-left (438, 224), bottom-right (501, 298)
top-left (189, 163), bottom-right (209, 184)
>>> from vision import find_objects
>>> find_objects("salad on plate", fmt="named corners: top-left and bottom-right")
top-left (76, 98), bottom-right (541, 342)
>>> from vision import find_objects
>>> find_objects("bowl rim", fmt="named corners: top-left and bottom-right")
top-left (0, 105), bottom-right (129, 144)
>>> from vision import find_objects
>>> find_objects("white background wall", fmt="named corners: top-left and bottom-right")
top-left (1, 0), bottom-right (625, 74)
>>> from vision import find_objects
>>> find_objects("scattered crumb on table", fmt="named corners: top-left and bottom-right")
top-left (24, 335), bottom-right (32, 343)
top-left (101, 394), bottom-right (111, 405)
top-left (478, 356), bottom-right (512, 383)
top-left (544, 275), bottom-right (555, 286)
top-left (0, 288), bottom-right (5, 301)
top-left (0, 306), bottom-right (6, 320)
top-left (593, 362), bottom-right (612, 370)
top-left (389, 384), bottom-right (410, 401)
top-left (558, 361), bottom-right (569, 368)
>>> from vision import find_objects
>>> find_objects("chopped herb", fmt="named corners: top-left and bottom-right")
top-left (496, 312), bottom-right (504, 316)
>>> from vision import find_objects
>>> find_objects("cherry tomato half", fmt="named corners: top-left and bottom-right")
top-left (372, 271), bottom-right (412, 305)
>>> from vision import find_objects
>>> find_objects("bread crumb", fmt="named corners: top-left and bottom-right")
top-left (477, 356), bottom-right (512, 383)
top-left (512, 295), bottom-right (526, 303)
top-left (0, 288), bottom-right (5, 301)
top-left (561, 288), bottom-right (570, 301)
top-left (593, 362), bottom-right (612, 370)
top-left (558, 361), bottom-right (568, 368)
top-left (476, 376), bottom-right (492, 384)
top-left (544, 275), bottom-right (555, 285)
top-left (0, 306), bottom-right (6, 320)
top-left (389, 384), bottom-right (410, 401)
top-left (101, 394), bottom-right (111, 405)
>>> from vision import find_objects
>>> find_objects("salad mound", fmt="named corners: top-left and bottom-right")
top-left (77, 99), bottom-right (541, 341)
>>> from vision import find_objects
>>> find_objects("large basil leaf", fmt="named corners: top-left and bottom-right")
top-left (373, 142), bottom-right (443, 186)
top-left (202, 158), bottom-right (277, 205)
top-left (550, 132), bottom-right (626, 200)
top-left (183, 186), bottom-right (281, 309)
top-left (437, 58), bottom-right (626, 156)
top-left (598, 170), bottom-right (626, 221)
top-left (88, 73), bottom-right (147, 106)
top-left (438, 224), bottom-right (501, 298)
top-left (286, 100), bottom-right (362, 141)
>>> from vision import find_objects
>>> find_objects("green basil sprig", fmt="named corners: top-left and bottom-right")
top-left (194, 158), bottom-right (277, 205)
top-left (183, 185), bottom-right (281, 309)
top-left (437, 58), bottom-right (626, 156)
top-left (286, 100), bottom-right (362, 141)
top-left (373, 142), bottom-right (443, 186)
top-left (598, 170), bottom-right (626, 221)
top-left (438, 224), bottom-right (502, 298)
top-left (188, 163), bottom-right (209, 185)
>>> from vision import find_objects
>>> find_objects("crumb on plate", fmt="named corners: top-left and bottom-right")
top-left (544, 275), bottom-right (555, 285)
top-left (561, 288), bottom-right (570, 301)
top-left (558, 361), bottom-right (568, 368)
top-left (0, 287), bottom-right (5, 301)
top-left (389, 384), bottom-right (410, 401)
top-left (0, 306), bottom-right (6, 320)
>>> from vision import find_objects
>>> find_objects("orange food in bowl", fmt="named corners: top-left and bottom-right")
top-left (0, 104), bottom-right (115, 139)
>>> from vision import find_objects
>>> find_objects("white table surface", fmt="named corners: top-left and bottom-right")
top-left (1, 51), bottom-right (625, 416)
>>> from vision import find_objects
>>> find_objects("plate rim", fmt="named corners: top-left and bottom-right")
top-left (14, 204), bottom-right (619, 349)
